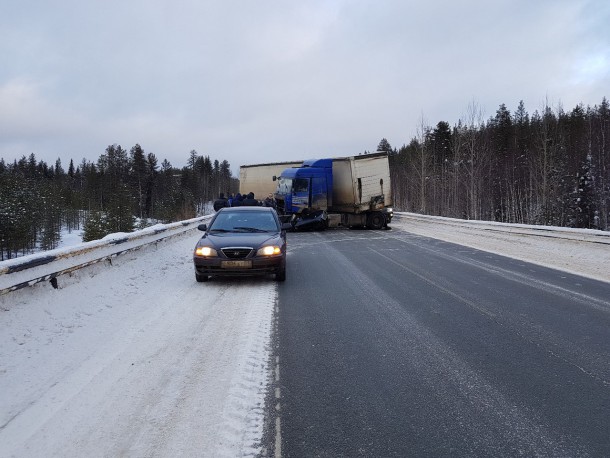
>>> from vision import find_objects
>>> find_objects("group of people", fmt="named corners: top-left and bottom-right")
top-left (213, 192), bottom-right (276, 211)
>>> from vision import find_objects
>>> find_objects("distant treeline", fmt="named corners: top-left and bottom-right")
top-left (2, 97), bottom-right (608, 259)
top-left (384, 97), bottom-right (609, 231)
top-left (0, 145), bottom-right (238, 260)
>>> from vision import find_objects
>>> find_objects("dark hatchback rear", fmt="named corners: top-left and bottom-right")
top-left (193, 207), bottom-right (287, 282)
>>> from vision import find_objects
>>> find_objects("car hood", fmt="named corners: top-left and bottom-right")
top-left (202, 232), bottom-right (281, 248)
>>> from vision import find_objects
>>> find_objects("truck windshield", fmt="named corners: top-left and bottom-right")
top-left (277, 177), bottom-right (292, 194)
top-left (293, 178), bottom-right (309, 193)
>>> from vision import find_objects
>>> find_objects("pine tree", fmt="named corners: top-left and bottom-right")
top-left (145, 152), bottom-right (159, 218)
top-left (377, 138), bottom-right (393, 153)
top-left (0, 176), bottom-right (39, 259)
top-left (82, 211), bottom-right (108, 242)
top-left (490, 103), bottom-right (514, 221)
top-left (68, 159), bottom-right (75, 178)
top-left (55, 158), bottom-right (64, 176)
top-left (429, 121), bottom-right (453, 216)
top-left (106, 184), bottom-right (135, 233)
top-left (571, 155), bottom-right (598, 229)
top-left (219, 160), bottom-right (232, 199)
top-left (130, 144), bottom-right (147, 219)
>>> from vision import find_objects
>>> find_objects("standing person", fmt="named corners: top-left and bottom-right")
top-left (242, 192), bottom-right (260, 206)
top-left (232, 193), bottom-right (243, 207)
top-left (227, 193), bottom-right (234, 207)
top-left (264, 193), bottom-right (276, 208)
top-left (213, 193), bottom-right (228, 211)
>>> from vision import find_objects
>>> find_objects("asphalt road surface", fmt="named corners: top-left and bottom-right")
top-left (272, 227), bottom-right (610, 457)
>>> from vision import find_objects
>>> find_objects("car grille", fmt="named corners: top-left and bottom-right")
top-left (221, 248), bottom-right (253, 259)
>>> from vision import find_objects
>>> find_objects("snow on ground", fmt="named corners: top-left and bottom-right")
top-left (57, 228), bottom-right (84, 249)
top-left (1, 213), bottom-right (609, 457)
top-left (391, 212), bottom-right (610, 284)
top-left (0, 230), bottom-right (274, 457)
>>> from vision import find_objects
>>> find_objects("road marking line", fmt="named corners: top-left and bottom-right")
top-left (275, 417), bottom-right (282, 458)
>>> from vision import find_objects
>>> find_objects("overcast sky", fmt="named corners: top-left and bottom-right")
top-left (1, 0), bottom-right (609, 174)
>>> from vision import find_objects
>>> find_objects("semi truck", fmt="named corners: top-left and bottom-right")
top-left (238, 161), bottom-right (303, 198)
top-left (274, 152), bottom-right (393, 230)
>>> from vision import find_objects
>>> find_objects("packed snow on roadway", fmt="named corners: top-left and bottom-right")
top-left (1, 214), bottom-right (609, 456)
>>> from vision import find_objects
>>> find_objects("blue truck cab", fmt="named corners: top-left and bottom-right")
top-left (275, 159), bottom-right (333, 215)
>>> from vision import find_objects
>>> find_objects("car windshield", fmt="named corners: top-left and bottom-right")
top-left (209, 212), bottom-right (279, 232)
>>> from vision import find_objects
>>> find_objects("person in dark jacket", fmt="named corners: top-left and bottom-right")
top-left (231, 193), bottom-right (243, 207)
top-left (213, 193), bottom-right (228, 211)
top-left (242, 192), bottom-right (260, 206)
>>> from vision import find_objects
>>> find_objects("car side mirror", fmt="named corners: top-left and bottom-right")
top-left (198, 224), bottom-right (207, 231)
top-left (281, 222), bottom-right (293, 231)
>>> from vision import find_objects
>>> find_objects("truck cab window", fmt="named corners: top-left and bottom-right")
top-left (277, 177), bottom-right (292, 194)
top-left (293, 178), bottom-right (309, 193)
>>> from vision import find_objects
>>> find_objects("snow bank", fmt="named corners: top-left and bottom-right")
top-left (0, 231), bottom-right (274, 457)
top-left (0, 216), bottom-right (212, 294)
top-left (392, 212), bottom-right (610, 284)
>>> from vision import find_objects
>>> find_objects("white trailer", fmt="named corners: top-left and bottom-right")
top-left (238, 161), bottom-right (302, 198)
top-left (329, 153), bottom-right (393, 214)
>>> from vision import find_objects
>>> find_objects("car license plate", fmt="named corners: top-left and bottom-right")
top-left (221, 260), bottom-right (252, 269)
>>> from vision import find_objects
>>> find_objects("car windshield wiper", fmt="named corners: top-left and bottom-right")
top-left (209, 228), bottom-right (232, 233)
top-left (232, 226), bottom-right (269, 233)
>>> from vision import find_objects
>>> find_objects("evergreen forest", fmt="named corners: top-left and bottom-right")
top-left (384, 98), bottom-right (609, 232)
top-left (0, 145), bottom-right (237, 260)
top-left (1, 97), bottom-right (608, 260)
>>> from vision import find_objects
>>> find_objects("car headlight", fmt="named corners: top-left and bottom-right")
top-left (195, 246), bottom-right (218, 257)
top-left (257, 245), bottom-right (282, 256)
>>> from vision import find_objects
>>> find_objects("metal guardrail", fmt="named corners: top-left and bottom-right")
top-left (4, 213), bottom-right (607, 295)
top-left (0, 216), bottom-right (212, 296)
top-left (394, 212), bottom-right (610, 245)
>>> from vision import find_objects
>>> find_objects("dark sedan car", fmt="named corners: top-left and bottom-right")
top-left (193, 207), bottom-right (287, 282)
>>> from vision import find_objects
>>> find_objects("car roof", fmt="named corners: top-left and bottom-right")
top-left (217, 206), bottom-right (274, 213)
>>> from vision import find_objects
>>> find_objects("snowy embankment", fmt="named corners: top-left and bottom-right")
top-left (1, 213), bottom-right (609, 457)
top-left (0, 221), bottom-right (274, 457)
top-left (0, 217), bottom-right (209, 295)
top-left (392, 212), bottom-right (610, 284)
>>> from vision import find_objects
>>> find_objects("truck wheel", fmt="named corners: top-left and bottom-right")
top-left (196, 272), bottom-right (209, 283)
top-left (367, 212), bottom-right (385, 230)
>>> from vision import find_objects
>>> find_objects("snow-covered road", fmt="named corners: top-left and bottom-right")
top-left (0, 231), bottom-right (274, 457)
